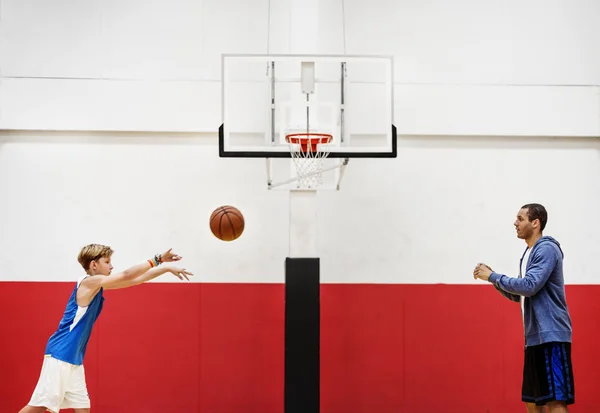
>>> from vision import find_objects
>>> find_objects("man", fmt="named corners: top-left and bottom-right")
top-left (19, 244), bottom-right (193, 413)
top-left (474, 203), bottom-right (574, 413)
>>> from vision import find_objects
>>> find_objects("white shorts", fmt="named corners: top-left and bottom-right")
top-left (28, 355), bottom-right (91, 413)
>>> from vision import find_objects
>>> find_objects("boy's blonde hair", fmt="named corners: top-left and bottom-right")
top-left (78, 244), bottom-right (114, 272)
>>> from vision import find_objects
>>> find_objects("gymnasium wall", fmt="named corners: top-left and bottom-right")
top-left (1, 1), bottom-right (600, 412)
top-left (0, 0), bottom-right (599, 135)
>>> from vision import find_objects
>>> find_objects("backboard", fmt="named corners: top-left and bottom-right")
top-left (219, 54), bottom-right (396, 190)
top-left (219, 54), bottom-right (396, 159)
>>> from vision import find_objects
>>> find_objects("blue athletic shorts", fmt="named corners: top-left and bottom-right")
top-left (522, 341), bottom-right (575, 406)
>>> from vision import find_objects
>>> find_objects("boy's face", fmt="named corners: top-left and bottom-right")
top-left (90, 256), bottom-right (113, 276)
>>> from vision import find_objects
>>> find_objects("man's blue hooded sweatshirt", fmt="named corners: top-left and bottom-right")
top-left (489, 235), bottom-right (572, 347)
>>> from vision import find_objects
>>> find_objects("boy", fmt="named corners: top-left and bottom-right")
top-left (19, 244), bottom-right (193, 413)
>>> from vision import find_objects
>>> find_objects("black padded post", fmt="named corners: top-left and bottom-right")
top-left (284, 257), bottom-right (320, 413)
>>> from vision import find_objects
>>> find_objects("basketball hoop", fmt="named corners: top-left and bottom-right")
top-left (285, 133), bottom-right (333, 189)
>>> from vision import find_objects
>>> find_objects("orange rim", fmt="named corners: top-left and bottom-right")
top-left (285, 133), bottom-right (333, 153)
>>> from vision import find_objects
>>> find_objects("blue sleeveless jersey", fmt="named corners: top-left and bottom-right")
top-left (45, 276), bottom-right (104, 365)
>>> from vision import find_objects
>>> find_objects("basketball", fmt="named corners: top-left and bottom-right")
top-left (210, 205), bottom-right (245, 241)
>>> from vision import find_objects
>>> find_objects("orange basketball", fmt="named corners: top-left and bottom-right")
top-left (209, 205), bottom-right (245, 241)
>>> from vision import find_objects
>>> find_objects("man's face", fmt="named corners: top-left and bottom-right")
top-left (514, 208), bottom-right (537, 239)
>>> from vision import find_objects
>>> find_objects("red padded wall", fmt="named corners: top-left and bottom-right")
top-left (0, 282), bottom-right (597, 412)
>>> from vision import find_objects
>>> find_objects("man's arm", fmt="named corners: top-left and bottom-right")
top-left (493, 283), bottom-right (521, 302)
top-left (488, 245), bottom-right (558, 297)
top-left (475, 263), bottom-right (520, 302)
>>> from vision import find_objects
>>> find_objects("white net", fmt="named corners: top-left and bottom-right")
top-left (286, 133), bottom-right (333, 189)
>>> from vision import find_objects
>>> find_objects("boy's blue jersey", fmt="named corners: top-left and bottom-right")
top-left (45, 276), bottom-right (104, 365)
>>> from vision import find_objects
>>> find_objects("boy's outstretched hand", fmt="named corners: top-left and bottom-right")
top-left (165, 266), bottom-right (194, 281)
top-left (160, 248), bottom-right (182, 263)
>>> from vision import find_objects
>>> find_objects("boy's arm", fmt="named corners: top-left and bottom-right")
top-left (110, 248), bottom-right (181, 281)
top-left (77, 249), bottom-right (187, 305)
top-left (80, 265), bottom-right (192, 296)
top-left (104, 265), bottom-right (193, 290)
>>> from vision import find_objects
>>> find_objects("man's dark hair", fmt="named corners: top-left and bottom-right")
top-left (521, 203), bottom-right (547, 232)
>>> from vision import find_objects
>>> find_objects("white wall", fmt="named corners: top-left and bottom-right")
top-left (0, 131), bottom-right (598, 284)
top-left (0, 0), bottom-right (599, 284)
top-left (1, 0), bottom-right (599, 135)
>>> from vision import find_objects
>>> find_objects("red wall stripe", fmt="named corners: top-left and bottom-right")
top-left (0, 282), bottom-right (596, 413)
